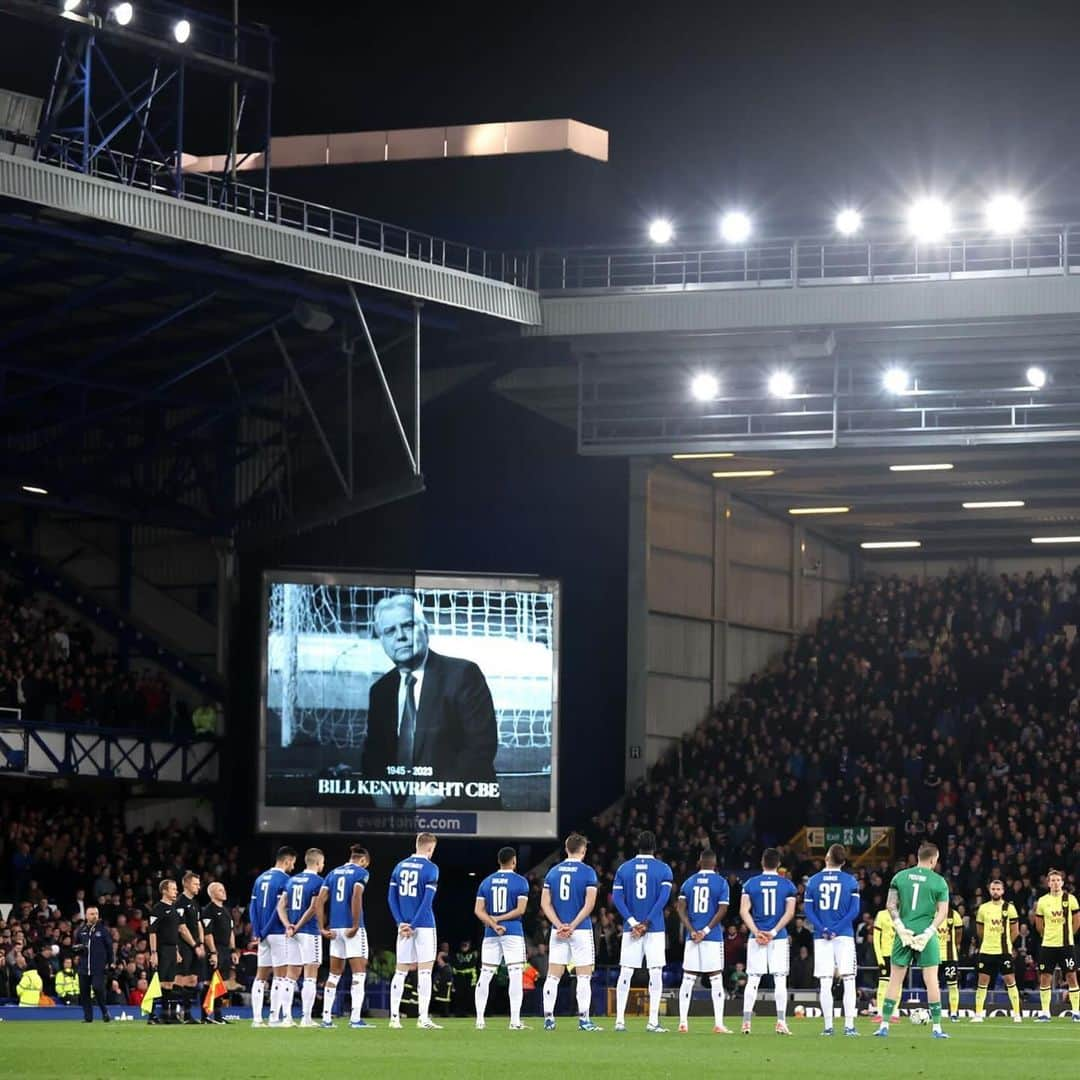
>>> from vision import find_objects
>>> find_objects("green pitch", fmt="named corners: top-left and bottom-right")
top-left (2, 1018), bottom-right (1078, 1079)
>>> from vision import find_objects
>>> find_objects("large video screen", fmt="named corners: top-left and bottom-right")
top-left (258, 571), bottom-right (559, 838)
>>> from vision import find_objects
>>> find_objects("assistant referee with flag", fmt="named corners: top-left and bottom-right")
top-left (201, 881), bottom-right (235, 1024)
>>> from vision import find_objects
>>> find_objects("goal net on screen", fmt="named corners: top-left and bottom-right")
top-left (267, 583), bottom-right (554, 771)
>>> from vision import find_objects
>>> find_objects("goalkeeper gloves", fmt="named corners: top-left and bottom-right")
top-left (912, 930), bottom-right (933, 952)
top-left (897, 926), bottom-right (915, 948)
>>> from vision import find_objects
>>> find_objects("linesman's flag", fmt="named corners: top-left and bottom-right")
top-left (141, 973), bottom-right (162, 1016)
top-left (203, 970), bottom-right (227, 1014)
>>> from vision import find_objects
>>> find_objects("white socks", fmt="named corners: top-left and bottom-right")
top-left (774, 975), bottom-right (788, 1023)
top-left (842, 975), bottom-right (857, 1026)
top-left (543, 975), bottom-right (559, 1017)
top-left (743, 974), bottom-right (761, 1020)
top-left (268, 976), bottom-right (280, 1019)
top-left (252, 978), bottom-right (267, 1022)
top-left (576, 974), bottom-right (592, 1019)
top-left (281, 977), bottom-right (296, 1021)
top-left (819, 977), bottom-right (834, 1029)
top-left (301, 977), bottom-right (317, 1021)
top-left (417, 968), bottom-right (432, 1023)
top-left (710, 973), bottom-right (726, 1027)
top-left (475, 967), bottom-right (494, 1021)
top-left (647, 968), bottom-right (662, 1026)
top-left (615, 967), bottom-right (633, 1024)
top-left (390, 971), bottom-right (407, 1019)
top-left (679, 974), bottom-right (695, 1027)
top-left (350, 973), bottom-right (366, 1022)
top-left (508, 965), bottom-right (523, 1025)
top-left (322, 974), bottom-right (339, 1022)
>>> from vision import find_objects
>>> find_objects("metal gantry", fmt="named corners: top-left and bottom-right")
top-left (537, 226), bottom-right (1080, 293)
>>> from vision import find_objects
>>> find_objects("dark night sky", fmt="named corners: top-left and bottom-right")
top-left (5, 1), bottom-right (1080, 245)
top-left (241, 0), bottom-right (1080, 243)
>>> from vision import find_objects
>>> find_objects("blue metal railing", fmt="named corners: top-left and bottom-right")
top-left (0, 710), bottom-right (219, 784)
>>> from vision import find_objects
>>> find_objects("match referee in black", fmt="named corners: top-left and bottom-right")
top-left (149, 878), bottom-right (196, 1024)
top-left (175, 871), bottom-right (205, 1024)
top-left (201, 881), bottom-right (235, 1025)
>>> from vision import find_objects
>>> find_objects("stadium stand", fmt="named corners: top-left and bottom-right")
top-left (524, 568), bottom-right (1080, 988)
top-left (0, 572), bottom-right (191, 735)
top-left (4, 569), bottom-right (1079, 1008)
top-left (0, 797), bottom-right (253, 1005)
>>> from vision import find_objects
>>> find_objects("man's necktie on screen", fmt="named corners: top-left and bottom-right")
top-left (396, 673), bottom-right (417, 804)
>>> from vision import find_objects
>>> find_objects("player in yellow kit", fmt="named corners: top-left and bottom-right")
top-left (936, 901), bottom-right (964, 1021)
top-left (972, 879), bottom-right (1021, 1023)
top-left (1033, 868), bottom-right (1080, 1023)
top-left (872, 909), bottom-right (898, 1023)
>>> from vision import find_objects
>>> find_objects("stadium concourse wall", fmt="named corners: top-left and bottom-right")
top-left (626, 462), bottom-right (852, 780)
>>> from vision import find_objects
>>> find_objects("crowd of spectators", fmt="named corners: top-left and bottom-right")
top-left (0, 573), bottom-right (191, 734)
top-left (0, 798), bottom-right (258, 1006)
top-left (523, 568), bottom-right (1080, 989)
top-left (4, 568), bottom-right (1080, 1008)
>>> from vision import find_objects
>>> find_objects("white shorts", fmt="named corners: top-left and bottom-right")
top-left (548, 927), bottom-right (595, 968)
top-left (683, 939), bottom-right (725, 974)
top-left (329, 927), bottom-right (369, 961)
top-left (286, 933), bottom-right (323, 967)
top-left (813, 936), bottom-right (856, 978)
top-left (257, 933), bottom-right (289, 969)
top-left (395, 926), bottom-right (437, 966)
top-left (481, 935), bottom-right (527, 967)
top-left (747, 937), bottom-right (790, 976)
top-left (620, 930), bottom-right (667, 970)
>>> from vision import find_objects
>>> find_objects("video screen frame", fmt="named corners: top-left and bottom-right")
top-left (256, 569), bottom-right (560, 838)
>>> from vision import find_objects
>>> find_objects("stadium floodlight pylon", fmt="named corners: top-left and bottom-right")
top-left (20, 0), bottom-right (274, 206)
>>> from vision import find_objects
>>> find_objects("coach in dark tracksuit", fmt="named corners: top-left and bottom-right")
top-left (74, 906), bottom-right (113, 1022)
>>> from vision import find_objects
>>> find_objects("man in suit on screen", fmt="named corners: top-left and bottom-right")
top-left (361, 594), bottom-right (499, 809)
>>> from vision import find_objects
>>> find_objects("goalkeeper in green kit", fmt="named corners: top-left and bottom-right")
top-left (874, 842), bottom-right (951, 1040)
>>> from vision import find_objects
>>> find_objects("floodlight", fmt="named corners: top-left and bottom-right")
top-left (173, 19), bottom-right (191, 43)
top-left (768, 370), bottom-right (795, 398)
top-left (889, 462), bottom-right (953, 472)
top-left (860, 540), bottom-right (921, 549)
top-left (720, 210), bottom-right (751, 244)
top-left (985, 194), bottom-right (1026, 236)
top-left (1026, 365), bottom-right (1047, 389)
top-left (835, 208), bottom-right (862, 236)
top-left (907, 197), bottom-right (951, 242)
top-left (690, 372), bottom-right (720, 401)
top-left (111, 3), bottom-right (133, 26)
top-left (648, 218), bottom-right (673, 244)
top-left (882, 367), bottom-right (910, 394)
top-left (22, 485), bottom-right (48, 495)
top-left (62, 0), bottom-right (83, 12)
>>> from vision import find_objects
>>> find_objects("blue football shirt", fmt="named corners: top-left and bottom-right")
top-left (324, 863), bottom-right (369, 929)
top-left (476, 869), bottom-right (530, 938)
top-left (389, 855), bottom-right (439, 928)
top-left (249, 867), bottom-right (289, 937)
top-left (804, 868), bottom-right (861, 938)
top-left (742, 872), bottom-right (798, 937)
top-left (678, 869), bottom-right (731, 942)
top-left (612, 855), bottom-right (674, 927)
top-left (285, 871), bottom-right (324, 935)
top-left (543, 859), bottom-right (599, 925)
